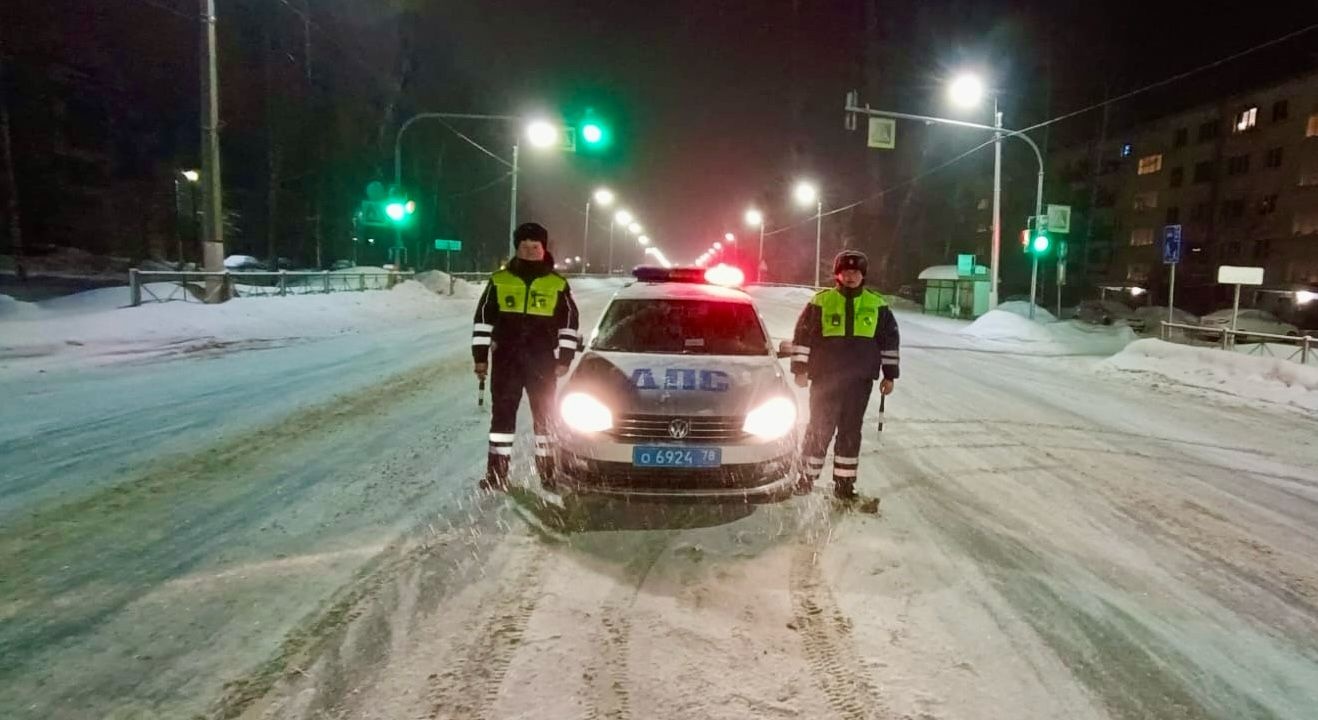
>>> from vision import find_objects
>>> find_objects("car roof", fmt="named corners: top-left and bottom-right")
top-left (612, 281), bottom-right (754, 303)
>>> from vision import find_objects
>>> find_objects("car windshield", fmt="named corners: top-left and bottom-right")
top-left (592, 299), bottom-right (768, 355)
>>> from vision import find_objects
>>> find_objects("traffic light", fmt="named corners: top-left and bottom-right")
top-left (384, 199), bottom-right (416, 225)
top-left (577, 113), bottom-right (611, 151)
top-left (1029, 230), bottom-right (1052, 256)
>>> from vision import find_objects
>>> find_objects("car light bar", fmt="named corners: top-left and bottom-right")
top-left (632, 266), bottom-right (708, 283)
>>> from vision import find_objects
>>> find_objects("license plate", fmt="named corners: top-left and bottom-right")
top-left (632, 446), bottom-right (722, 468)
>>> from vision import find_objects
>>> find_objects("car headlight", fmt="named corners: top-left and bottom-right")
top-left (560, 392), bottom-right (613, 433)
top-left (742, 396), bottom-right (797, 440)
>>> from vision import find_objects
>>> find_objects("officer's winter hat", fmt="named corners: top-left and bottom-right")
top-left (513, 222), bottom-right (549, 249)
top-left (833, 249), bottom-right (868, 276)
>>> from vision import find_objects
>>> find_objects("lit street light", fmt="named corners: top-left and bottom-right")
top-left (638, 235), bottom-right (650, 246)
top-left (713, 241), bottom-right (723, 250)
top-left (948, 73), bottom-right (987, 109)
top-left (794, 181), bottom-right (823, 287)
top-left (525, 119), bottom-right (560, 148)
top-left (628, 222), bottom-right (642, 235)
top-left (724, 232), bottom-right (735, 242)
top-left (174, 170), bottom-right (202, 266)
top-left (745, 208), bottom-right (766, 282)
top-left (182, 169), bottom-right (200, 183)
top-left (593, 188), bottom-right (615, 205)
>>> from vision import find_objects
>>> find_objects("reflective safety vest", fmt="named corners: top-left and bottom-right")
top-left (812, 288), bottom-right (887, 338)
top-left (490, 270), bottom-right (566, 317)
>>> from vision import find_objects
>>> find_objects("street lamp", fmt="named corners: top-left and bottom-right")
top-left (793, 181), bottom-right (823, 286)
top-left (628, 222), bottom-right (642, 235)
top-left (638, 235), bottom-right (650, 246)
top-left (174, 169), bottom-right (201, 267)
top-left (745, 208), bottom-right (765, 282)
top-left (583, 187), bottom-right (614, 276)
top-left (182, 169), bottom-right (200, 183)
top-left (525, 119), bottom-right (559, 149)
top-left (948, 73), bottom-right (986, 109)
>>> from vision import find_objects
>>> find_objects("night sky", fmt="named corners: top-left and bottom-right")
top-left (424, 0), bottom-right (1316, 265)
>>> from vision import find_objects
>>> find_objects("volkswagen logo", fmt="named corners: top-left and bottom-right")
top-left (668, 418), bottom-right (690, 440)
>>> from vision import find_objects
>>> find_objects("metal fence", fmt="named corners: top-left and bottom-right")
top-left (128, 269), bottom-right (414, 307)
top-left (1159, 320), bottom-right (1315, 364)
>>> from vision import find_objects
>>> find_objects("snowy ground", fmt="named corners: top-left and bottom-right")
top-left (3, 281), bottom-right (1317, 719)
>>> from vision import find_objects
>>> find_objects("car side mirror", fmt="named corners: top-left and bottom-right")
top-left (776, 339), bottom-right (794, 359)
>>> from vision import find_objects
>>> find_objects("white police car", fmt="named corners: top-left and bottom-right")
top-left (553, 266), bottom-right (799, 502)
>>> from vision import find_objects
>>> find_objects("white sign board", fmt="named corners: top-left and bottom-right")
top-left (867, 117), bottom-right (895, 150)
top-left (1046, 204), bottom-right (1072, 234)
top-left (1216, 265), bottom-right (1264, 286)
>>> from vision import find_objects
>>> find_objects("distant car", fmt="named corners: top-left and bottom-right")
top-left (1128, 306), bottom-right (1199, 334)
top-left (1074, 299), bottom-right (1134, 326)
top-left (553, 266), bottom-right (799, 503)
top-left (223, 254), bottom-right (265, 271)
top-left (1199, 309), bottom-right (1299, 340)
top-left (330, 260), bottom-right (355, 271)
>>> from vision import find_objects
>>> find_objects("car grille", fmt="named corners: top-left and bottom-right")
top-left (609, 414), bottom-right (746, 443)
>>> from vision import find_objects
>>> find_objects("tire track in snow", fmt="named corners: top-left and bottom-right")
top-left (424, 544), bottom-right (548, 720)
top-left (583, 598), bottom-right (633, 720)
top-left (790, 509), bottom-right (888, 720)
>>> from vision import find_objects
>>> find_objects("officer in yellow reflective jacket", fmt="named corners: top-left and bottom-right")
top-left (472, 223), bottom-right (580, 490)
top-left (790, 250), bottom-right (899, 500)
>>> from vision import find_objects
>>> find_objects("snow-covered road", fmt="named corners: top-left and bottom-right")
top-left (3, 281), bottom-right (1317, 719)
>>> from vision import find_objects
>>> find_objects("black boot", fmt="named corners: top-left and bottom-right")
top-left (833, 478), bottom-right (857, 501)
top-left (793, 473), bottom-right (815, 496)
top-left (536, 455), bottom-right (558, 491)
top-left (481, 454), bottom-right (510, 492)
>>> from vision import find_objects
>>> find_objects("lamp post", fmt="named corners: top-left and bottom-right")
top-left (174, 170), bottom-right (200, 267)
top-left (584, 187), bottom-right (614, 276)
top-left (793, 181), bottom-right (822, 287)
top-left (612, 209), bottom-right (633, 273)
top-left (745, 208), bottom-right (764, 282)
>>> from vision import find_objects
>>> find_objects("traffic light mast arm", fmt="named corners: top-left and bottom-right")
top-left (394, 112), bottom-right (519, 189)
top-left (844, 102), bottom-right (1045, 250)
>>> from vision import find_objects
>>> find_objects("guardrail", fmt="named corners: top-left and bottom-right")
top-left (1159, 320), bottom-right (1314, 364)
top-left (128, 269), bottom-right (414, 307)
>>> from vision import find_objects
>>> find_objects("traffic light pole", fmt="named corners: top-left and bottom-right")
top-left (508, 142), bottom-right (519, 253)
top-left (843, 100), bottom-right (1045, 312)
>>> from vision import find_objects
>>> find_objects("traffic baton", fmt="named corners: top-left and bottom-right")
top-left (478, 377), bottom-right (486, 407)
top-left (876, 394), bottom-right (886, 435)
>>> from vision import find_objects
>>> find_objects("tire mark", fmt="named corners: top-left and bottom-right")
top-left (426, 545), bottom-right (548, 720)
top-left (790, 510), bottom-right (888, 720)
top-left (584, 601), bottom-right (633, 720)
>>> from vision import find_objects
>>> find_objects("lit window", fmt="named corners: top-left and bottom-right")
top-left (1132, 191), bottom-right (1158, 211)
top-left (1307, 114), bottom-right (1318, 138)
top-left (1120, 143), bottom-right (1133, 158)
top-left (1233, 107), bottom-right (1258, 133)
top-left (1137, 154), bottom-right (1163, 175)
top-left (1130, 228), bottom-right (1154, 247)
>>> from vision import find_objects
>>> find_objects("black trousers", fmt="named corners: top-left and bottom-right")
top-left (800, 377), bottom-right (874, 484)
top-left (486, 350), bottom-right (556, 481)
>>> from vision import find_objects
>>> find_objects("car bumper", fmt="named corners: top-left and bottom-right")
top-left (554, 432), bottom-right (798, 503)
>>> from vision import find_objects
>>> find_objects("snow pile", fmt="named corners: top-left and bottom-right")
top-left (996, 301), bottom-right (1057, 323)
top-left (1102, 338), bottom-right (1318, 413)
top-left (960, 310), bottom-right (1137, 356)
top-left (415, 270), bottom-right (482, 299)
top-left (0, 280), bottom-right (460, 368)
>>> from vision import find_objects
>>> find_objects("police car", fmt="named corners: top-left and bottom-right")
top-left (553, 266), bottom-right (799, 502)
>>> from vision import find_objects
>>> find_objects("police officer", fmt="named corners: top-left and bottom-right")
top-left (790, 250), bottom-right (899, 500)
top-left (472, 223), bottom-right (580, 490)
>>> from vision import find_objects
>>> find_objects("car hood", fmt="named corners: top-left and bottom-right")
top-left (563, 350), bottom-right (791, 417)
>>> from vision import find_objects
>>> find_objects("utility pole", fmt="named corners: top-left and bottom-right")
top-left (0, 46), bottom-right (22, 281)
top-left (199, 0), bottom-right (226, 300)
top-left (508, 142), bottom-right (519, 252)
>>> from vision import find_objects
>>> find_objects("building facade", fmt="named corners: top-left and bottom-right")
top-left (1052, 70), bottom-right (1318, 314)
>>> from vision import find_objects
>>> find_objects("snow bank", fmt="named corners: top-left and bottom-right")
top-left (0, 280), bottom-right (464, 368)
top-left (996, 301), bottom-right (1056, 323)
top-left (1102, 338), bottom-right (1318, 413)
top-left (959, 310), bottom-right (1137, 356)
top-left (415, 270), bottom-right (481, 299)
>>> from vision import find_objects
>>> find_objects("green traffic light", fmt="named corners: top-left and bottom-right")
top-left (582, 123), bottom-right (603, 144)
top-left (386, 202), bottom-right (406, 222)
top-left (1032, 234), bottom-right (1051, 254)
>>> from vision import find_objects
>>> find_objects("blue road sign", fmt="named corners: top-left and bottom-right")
top-left (1162, 224), bottom-right (1182, 265)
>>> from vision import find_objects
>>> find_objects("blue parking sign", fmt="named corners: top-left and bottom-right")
top-left (1162, 225), bottom-right (1182, 265)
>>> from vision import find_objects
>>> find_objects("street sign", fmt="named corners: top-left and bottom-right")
top-left (867, 117), bottom-right (896, 149)
top-left (1162, 224), bottom-right (1182, 264)
top-left (434, 239), bottom-right (462, 251)
top-left (358, 201), bottom-right (389, 228)
top-left (956, 253), bottom-right (975, 277)
top-left (1217, 265), bottom-right (1263, 285)
top-left (1046, 204), bottom-right (1072, 234)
